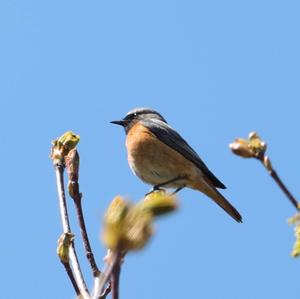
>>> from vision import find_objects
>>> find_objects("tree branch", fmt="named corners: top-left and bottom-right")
top-left (55, 165), bottom-right (71, 232)
top-left (65, 149), bottom-right (101, 277)
top-left (92, 251), bottom-right (119, 299)
top-left (62, 261), bottom-right (81, 296)
top-left (258, 155), bottom-right (299, 210)
top-left (230, 133), bottom-right (299, 211)
top-left (55, 164), bottom-right (90, 299)
top-left (99, 282), bottom-right (112, 299)
top-left (111, 251), bottom-right (122, 299)
top-left (73, 193), bottom-right (101, 277)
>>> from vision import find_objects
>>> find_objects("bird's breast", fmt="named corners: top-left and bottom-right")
top-left (125, 123), bottom-right (200, 187)
top-left (125, 123), bottom-right (160, 183)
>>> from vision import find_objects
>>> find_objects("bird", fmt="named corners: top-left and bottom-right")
top-left (111, 107), bottom-right (242, 222)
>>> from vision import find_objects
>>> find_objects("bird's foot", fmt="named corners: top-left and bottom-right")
top-left (145, 186), bottom-right (166, 196)
top-left (171, 185), bottom-right (185, 195)
top-left (145, 176), bottom-right (186, 196)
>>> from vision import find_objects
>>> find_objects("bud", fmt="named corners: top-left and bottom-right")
top-left (57, 232), bottom-right (74, 263)
top-left (287, 213), bottom-right (300, 225)
top-left (65, 148), bottom-right (81, 199)
top-left (141, 191), bottom-right (178, 216)
top-left (51, 131), bottom-right (80, 165)
top-left (248, 132), bottom-right (267, 157)
top-left (104, 196), bottom-right (129, 227)
top-left (229, 132), bottom-right (267, 159)
top-left (102, 193), bottom-right (177, 252)
top-left (122, 206), bottom-right (153, 250)
top-left (288, 212), bottom-right (300, 258)
top-left (102, 196), bottom-right (130, 250)
top-left (57, 131), bottom-right (80, 152)
top-left (229, 138), bottom-right (254, 158)
top-left (68, 181), bottom-right (80, 199)
top-left (65, 148), bottom-right (80, 181)
top-left (102, 195), bottom-right (153, 251)
top-left (291, 225), bottom-right (300, 257)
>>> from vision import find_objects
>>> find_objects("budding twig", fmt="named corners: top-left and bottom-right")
top-left (57, 233), bottom-right (80, 295)
top-left (66, 149), bottom-right (101, 277)
top-left (230, 132), bottom-right (299, 210)
top-left (52, 132), bottom-right (90, 297)
top-left (55, 164), bottom-right (90, 299)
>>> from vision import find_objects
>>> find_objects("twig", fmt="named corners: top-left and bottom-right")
top-left (62, 261), bottom-right (81, 296)
top-left (56, 164), bottom-right (71, 232)
top-left (92, 264), bottom-right (114, 299)
top-left (111, 251), bottom-right (122, 299)
top-left (230, 133), bottom-right (299, 211)
top-left (73, 193), bottom-right (101, 276)
top-left (99, 282), bottom-right (111, 299)
top-left (66, 149), bottom-right (101, 277)
top-left (55, 164), bottom-right (90, 299)
top-left (258, 155), bottom-right (299, 210)
top-left (92, 251), bottom-right (119, 299)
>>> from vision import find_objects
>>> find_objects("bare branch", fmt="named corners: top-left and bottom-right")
top-left (230, 132), bottom-right (299, 210)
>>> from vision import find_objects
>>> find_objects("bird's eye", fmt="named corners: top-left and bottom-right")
top-left (133, 113), bottom-right (138, 117)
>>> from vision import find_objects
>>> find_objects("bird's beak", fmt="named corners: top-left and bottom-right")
top-left (110, 120), bottom-right (127, 127)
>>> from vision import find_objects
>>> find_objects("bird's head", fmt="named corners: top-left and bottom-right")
top-left (111, 107), bottom-right (167, 133)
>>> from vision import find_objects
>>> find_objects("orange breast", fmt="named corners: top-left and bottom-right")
top-left (125, 122), bottom-right (201, 187)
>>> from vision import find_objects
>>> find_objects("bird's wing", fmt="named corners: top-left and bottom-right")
top-left (140, 119), bottom-right (226, 189)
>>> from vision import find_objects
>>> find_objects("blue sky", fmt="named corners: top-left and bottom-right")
top-left (1, 0), bottom-right (300, 298)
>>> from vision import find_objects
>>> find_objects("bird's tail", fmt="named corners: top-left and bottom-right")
top-left (194, 179), bottom-right (242, 223)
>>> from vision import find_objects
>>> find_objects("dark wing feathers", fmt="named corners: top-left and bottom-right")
top-left (141, 119), bottom-right (226, 189)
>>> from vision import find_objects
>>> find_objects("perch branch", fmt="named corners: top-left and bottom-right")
top-left (92, 250), bottom-right (122, 299)
top-left (111, 251), bottom-right (122, 299)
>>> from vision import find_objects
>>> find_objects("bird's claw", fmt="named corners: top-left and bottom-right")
top-left (145, 187), bottom-right (166, 197)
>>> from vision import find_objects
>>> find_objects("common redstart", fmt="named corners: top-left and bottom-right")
top-left (111, 108), bottom-right (242, 222)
